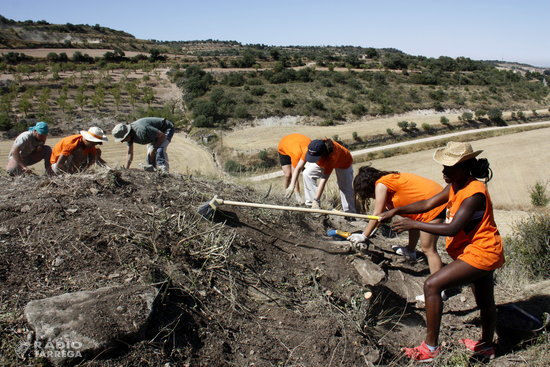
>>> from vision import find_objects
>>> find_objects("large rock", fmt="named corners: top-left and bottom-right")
top-left (352, 258), bottom-right (386, 286)
top-left (24, 284), bottom-right (158, 366)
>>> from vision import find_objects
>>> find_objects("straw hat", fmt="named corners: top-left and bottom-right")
top-left (433, 141), bottom-right (483, 166)
top-left (80, 126), bottom-right (108, 143)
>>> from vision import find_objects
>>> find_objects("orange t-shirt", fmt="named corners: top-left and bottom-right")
top-left (376, 173), bottom-right (445, 222)
top-left (445, 179), bottom-right (505, 271)
top-left (50, 134), bottom-right (97, 164)
top-left (277, 134), bottom-right (311, 167)
top-left (317, 141), bottom-right (352, 175)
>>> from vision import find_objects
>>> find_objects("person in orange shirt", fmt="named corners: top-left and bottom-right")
top-left (350, 166), bottom-right (446, 274)
top-left (303, 138), bottom-right (356, 213)
top-left (277, 133), bottom-right (311, 204)
top-left (51, 127), bottom-right (110, 174)
top-left (380, 142), bottom-right (504, 362)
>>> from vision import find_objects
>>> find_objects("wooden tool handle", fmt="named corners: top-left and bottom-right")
top-left (219, 199), bottom-right (380, 220)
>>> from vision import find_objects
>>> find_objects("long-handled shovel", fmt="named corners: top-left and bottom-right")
top-left (198, 195), bottom-right (380, 221)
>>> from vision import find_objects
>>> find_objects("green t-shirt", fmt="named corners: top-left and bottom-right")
top-left (128, 117), bottom-right (173, 145)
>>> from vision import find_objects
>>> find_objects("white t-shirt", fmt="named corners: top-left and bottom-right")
top-left (9, 131), bottom-right (44, 158)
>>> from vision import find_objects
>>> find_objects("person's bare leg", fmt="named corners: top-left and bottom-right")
top-left (423, 260), bottom-right (490, 346)
top-left (281, 164), bottom-right (292, 188)
top-left (471, 272), bottom-right (496, 345)
top-left (420, 224), bottom-right (443, 274)
top-left (406, 228), bottom-right (420, 253)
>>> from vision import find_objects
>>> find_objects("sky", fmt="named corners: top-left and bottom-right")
top-left (3, 0), bottom-right (550, 67)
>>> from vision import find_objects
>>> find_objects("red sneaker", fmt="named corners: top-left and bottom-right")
top-left (459, 338), bottom-right (495, 359)
top-left (402, 341), bottom-right (440, 362)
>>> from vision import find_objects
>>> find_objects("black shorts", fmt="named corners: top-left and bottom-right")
top-left (434, 207), bottom-right (446, 221)
top-left (279, 153), bottom-right (291, 166)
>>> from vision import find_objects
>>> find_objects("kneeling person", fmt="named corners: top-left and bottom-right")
top-left (51, 127), bottom-right (109, 174)
top-left (6, 121), bottom-right (53, 176)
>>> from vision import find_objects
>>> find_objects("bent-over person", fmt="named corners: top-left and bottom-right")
top-left (112, 117), bottom-right (174, 172)
top-left (6, 121), bottom-right (53, 176)
top-left (50, 127), bottom-right (109, 174)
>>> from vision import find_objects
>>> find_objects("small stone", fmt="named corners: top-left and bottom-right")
top-left (249, 350), bottom-right (255, 355)
top-left (460, 296), bottom-right (467, 302)
top-left (108, 273), bottom-right (120, 279)
top-left (21, 205), bottom-right (31, 213)
top-left (364, 291), bottom-right (373, 300)
top-left (325, 290), bottom-right (333, 297)
top-left (53, 257), bottom-right (64, 267)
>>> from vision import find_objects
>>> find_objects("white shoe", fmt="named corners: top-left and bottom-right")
top-left (415, 291), bottom-right (448, 303)
top-left (392, 245), bottom-right (417, 261)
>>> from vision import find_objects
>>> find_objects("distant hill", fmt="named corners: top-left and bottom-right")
top-left (0, 15), bottom-right (153, 51)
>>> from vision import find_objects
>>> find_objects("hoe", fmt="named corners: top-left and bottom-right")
top-left (198, 195), bottom-right (380, 221)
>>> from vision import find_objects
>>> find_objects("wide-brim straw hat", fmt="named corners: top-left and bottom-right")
top-left (433, 141), bottom-right (483, 166)
top-left (80, 126), bottom-right (109, 143)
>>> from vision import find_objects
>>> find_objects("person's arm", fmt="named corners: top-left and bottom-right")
top-left (362, 183), bottom-right (389, 237)
top-left (380, 184), bottom-right (451, 222)
top-left (125, 143), bottom-right (133, 169)
top-left (94, 149), bottom-right (111, 169)
top-left (391, 193), bottom-right (485, 237)
top-left (9, 143), bottom-right (31, 173)
top-left (55, 154), bottom-right (69, 173)
top-left (286, 159), bottom-right (306, 195)
top-left (314, 176), bottom-right (328, 203)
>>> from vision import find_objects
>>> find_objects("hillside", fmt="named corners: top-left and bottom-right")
top-left (1, 170), bottom-right (548, 366)
top-left (0, 15), bottom-right (153, 51)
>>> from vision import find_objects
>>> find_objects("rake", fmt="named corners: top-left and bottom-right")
top-left (198, 195), bottom-right (381, 221)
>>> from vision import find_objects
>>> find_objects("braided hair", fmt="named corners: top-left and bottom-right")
top-left (353, 165), bottom-right (398, 213)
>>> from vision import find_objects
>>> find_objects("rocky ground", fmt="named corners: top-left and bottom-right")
top-left (0, 169), bottom-right (548, 366)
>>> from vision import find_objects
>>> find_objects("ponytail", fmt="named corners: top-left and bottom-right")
top-left (468, 158), bottom-right (493, 183)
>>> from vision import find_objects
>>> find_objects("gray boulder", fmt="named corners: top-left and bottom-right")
top-left (352, 258), bottom-right (386, 286)
top-left (24, 284), bottom-right (158, 366)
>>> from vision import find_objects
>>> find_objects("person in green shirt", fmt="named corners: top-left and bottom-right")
top-left (112, 117), bottom-right (174, 172)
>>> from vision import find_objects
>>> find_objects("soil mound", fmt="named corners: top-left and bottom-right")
top-left (1, 170), bottom-right (548, 366)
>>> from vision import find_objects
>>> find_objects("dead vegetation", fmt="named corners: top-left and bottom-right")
top-left (0, 169), bottom-right (548, 366)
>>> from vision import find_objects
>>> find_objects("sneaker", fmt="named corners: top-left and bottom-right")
top-left (392, 245), bottom-right (417, 261)
top-left (402, 341), bottom-right (440, 362)
top-left (459, 338), bottom-right (495, 359)
top-left (415, 290), bottom-right (448, 303)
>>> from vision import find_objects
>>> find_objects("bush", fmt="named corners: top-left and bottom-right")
top-left (250, 87), bottom-right (266, 96)
top-left (351, 103), bottom-right (367, 116)
top-left (504, 212), bottom-right (550, 280)
top-left (421, 123), bottom-right (435, 133)
top-left (460, 111), bottom-right (473, 121)
top-left (530, 181), bottom-right (549, 207)
top-left (225, 159), bottom-right (245, 174)
top-left (281, 98), bottom-right (295, 108)
top-left (440, 116), bottom-right (449, 125)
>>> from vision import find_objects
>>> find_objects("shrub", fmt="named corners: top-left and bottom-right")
top-left (397, 120), bottom-right (409, 131)
top-left (234, 105), bottom-right (250, 119)
top-left (250, 87), bottom-right (266, 96)
top-left (504, 212), bottom-right (550, 280)
top-left (440, 116), bottom-right (449, 125)
top-left (351, 103), bottom-right (367, 116)
top-left (225, 159), bottom-right (245, 174)
top-left (386, 128), bottom-right (394, 136)
top-left (421, 123), bottom-right (434, 132)
top-left (309, 99), bottom-right (325, 111)
top-left (530, 181), bottom-right (549, 207)
top-left (460, 111), bottom-right (474, 121)
top-left (281, 98), bottom-right (295, 108)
